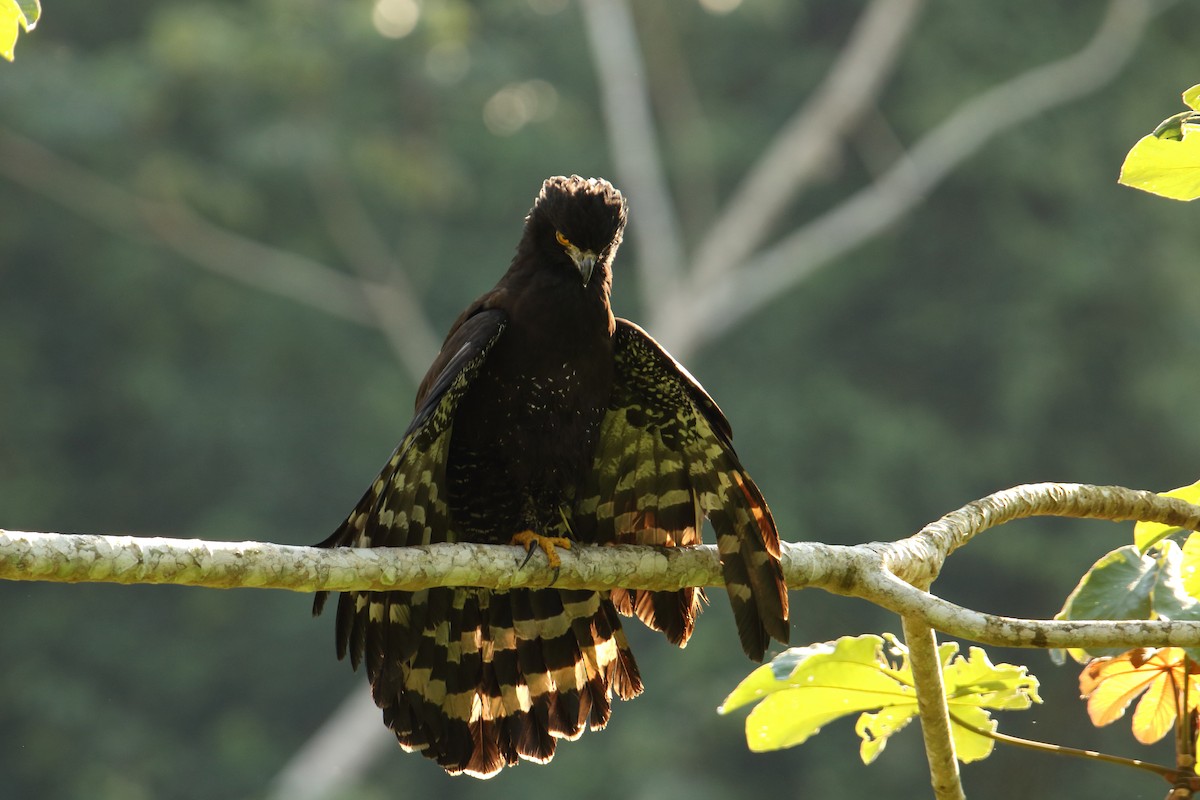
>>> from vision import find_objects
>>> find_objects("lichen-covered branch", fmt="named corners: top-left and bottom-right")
top-left (10, 482), bottom-right (1198, 800)
top-left (0, 529), bottom-right (730, 593)
top-left (901, 616), bottom-right (965, 800)
top-left (0, 127), bottom-right (439, 384)
top-left (4, 483), bottom-right (1200, 653)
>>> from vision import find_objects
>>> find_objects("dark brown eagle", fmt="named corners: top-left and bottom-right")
top-left (314, 175), bottom-right (788, 777)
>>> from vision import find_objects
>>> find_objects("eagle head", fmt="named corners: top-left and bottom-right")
top-left (526, 175), bottom-right (627, 286)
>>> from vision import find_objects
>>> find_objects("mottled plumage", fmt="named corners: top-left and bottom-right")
top-left (314, 175), bottom-right (788, 777)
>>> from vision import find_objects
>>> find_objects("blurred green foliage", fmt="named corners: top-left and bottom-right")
top-left (2, 1), bottom-right (1199, 798)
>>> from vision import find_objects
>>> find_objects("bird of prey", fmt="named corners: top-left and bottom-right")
top-left (314, 175), bottom-right (788, 777)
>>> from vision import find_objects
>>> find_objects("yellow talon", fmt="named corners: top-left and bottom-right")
top-left (511, 530), bottom-right (572, 568)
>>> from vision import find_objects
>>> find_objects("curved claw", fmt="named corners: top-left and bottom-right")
top-left (511, 530), bottom-right (572, 569)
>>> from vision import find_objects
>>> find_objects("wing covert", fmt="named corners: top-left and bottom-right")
top-left (574, 318), bottom-right (788, 660)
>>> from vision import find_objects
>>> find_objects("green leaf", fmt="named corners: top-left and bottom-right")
top-left (720, 633), bottom-right (1040, 764)
top-left (1057, 545), bottom-right (1157, 619)
top-left (1180, 533), bottom-right (1200, 603)
top-left (941, 646), bottom-right (1041, 763)
top-left (1149, 111), bottom-right (1200, 141)
top-left (717, 641), bottom-right (839, 713)
top-left (1119, 130), bottom-right (1200, 201)
top-left (1119, 85), bottom-right (1200, 201)
top-left (855, 704), bottom-right (919, 764)
top-left (1053, 542), bottom-right (1196, 663)
top-left (0, 0), bottom-right (38, 61)
top-left (1184, 84), bottom-right (1200, 113)
top-left (719, 635), bottom-right (912, 752)
top-left (1135, 480), bottom-right (1200, 552)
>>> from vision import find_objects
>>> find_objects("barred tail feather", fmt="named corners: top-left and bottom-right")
top-left (328, 586), bottom-right (642, 778)
top-left (708, 467), bottom-right (789, 660)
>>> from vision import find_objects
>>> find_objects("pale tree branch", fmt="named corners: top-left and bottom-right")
top-left (7, 481), bottom-right (1200, 800)
top-left (4, 484), bottom-right (1200, 650)
top-left (579, 0), bottom-right (687, 311)
top-left (631, 2), bottom-right (722, 242)
top-left (902, 616), bottom-right (965, 800)
top-left (268, 685), bottom-right (392, 800)
top-left (0, 127), bottom-right (439, 382)
top-left (663, 0), bottom-right (1162, 357)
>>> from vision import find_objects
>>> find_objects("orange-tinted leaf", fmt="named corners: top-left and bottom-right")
top-left (1130, 665), bottom-right (1177, 744)
top-left (1080, 649), bottom-right (1163, 725)
top-left (1079, 648), bottom-right (1189, 744)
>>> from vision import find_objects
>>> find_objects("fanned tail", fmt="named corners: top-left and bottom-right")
top-left (325, 584), bottom-right (643, 778)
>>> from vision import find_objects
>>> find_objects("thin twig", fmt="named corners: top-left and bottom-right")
top-left (0, 126), bottom-right (443, 384)
top-left (948, 710), bottom-right (1178, 780)
top-left (0, 127), bottom-right (376, 326)
top-left (306, 164), bottom-right (442, 379)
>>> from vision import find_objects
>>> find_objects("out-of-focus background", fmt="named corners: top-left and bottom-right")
top-left (2, 1), bottom-right (1197, 797)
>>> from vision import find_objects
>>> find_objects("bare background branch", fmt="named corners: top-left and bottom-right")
top-left (306, 163), bottom-right (442, 373)
top-left (688, 0), bottom-right (924, 289)
top-left (579, 0), bottom-right (687, 309)
top-left (0, 0), bottom-right (1164, 366)
top-left (268, 686), bottom-right (392, 800)
top-left (0, 128), bottom-right (440, 382)
top-left (659, 0), bottom-right (1161, 357)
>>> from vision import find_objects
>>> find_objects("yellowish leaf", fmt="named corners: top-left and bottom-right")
top-left (1135, 480), bottom-right (1200, 551)
top-left (1130, 664), bottom-right (1177, 744)
top-left (1182, 533), bottom-right (1200, 601)
top-left (1184, 84), bottom-right (1200, 113)
top-left (1079, 647), bottom-right (1193, 744)
top-left (723, 634), bottom-right (1039, 765)
top-left (946, 705), bottom-right (999, 763)
top-left (1118, 131), bottom-right (1200, 201)
top-left (0, 0), bottom-right (37, 62)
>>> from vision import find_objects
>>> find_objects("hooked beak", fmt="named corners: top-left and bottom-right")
top-left (570, 248), bottom-right (598, 285)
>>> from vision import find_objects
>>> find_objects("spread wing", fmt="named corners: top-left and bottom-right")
top-left (574, 319), bottom-right (789, 660)
top-left (313, 306), bottom-right (646, 776)
top-left (312, 308), bottom-right (508, 666)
